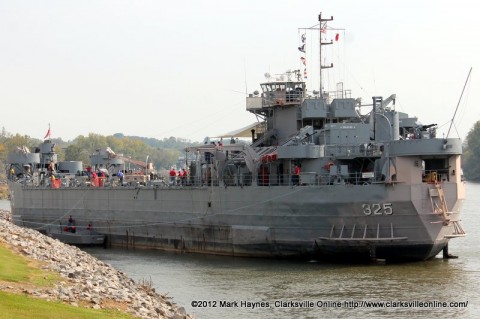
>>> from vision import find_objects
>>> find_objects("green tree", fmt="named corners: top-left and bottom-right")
top-left (64, 144), bottom-right (90, 164)
top-left (463, 121), bottom-right (480, 181)
top-left (3, 134), bottom-right (39, 153)
top-left (0, 128), bottom-right (190, 173)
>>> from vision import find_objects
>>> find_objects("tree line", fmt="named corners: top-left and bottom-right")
top-left (0, 128), bottom-right (199, 172)
top-left (462, 121), bottom-right (480, 181)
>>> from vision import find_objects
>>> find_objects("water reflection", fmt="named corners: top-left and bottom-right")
top-left (84, 245), bottom-right (477, 319)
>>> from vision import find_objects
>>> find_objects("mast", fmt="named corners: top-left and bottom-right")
top-left (318, 13), bottom-right (333, 99)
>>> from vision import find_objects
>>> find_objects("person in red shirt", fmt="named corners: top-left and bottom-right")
top-left (293, 164), bottom-right (301, 185)
top-left (169, 168), bottom-right (176, 185)
top-left (295, 165), bottom-right (301, 176)
top-left (178, 169), bottom-right (184, 185)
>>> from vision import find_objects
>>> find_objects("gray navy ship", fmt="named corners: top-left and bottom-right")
top-left (6, 14), bottom-right (466, 262)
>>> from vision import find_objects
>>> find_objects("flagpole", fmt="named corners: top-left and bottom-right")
top-left (318, 13), bottom-right (333, 99)
top-left (319, 13), bottom-right (322, 98)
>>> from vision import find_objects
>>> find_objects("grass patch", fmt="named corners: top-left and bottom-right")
top-left (0, 244), bottom-right (30, 282)
top-left (0, 243), bottom-right (58, 287)
top-left (0, 291), bottom-right (135, 319)
top-left (0, 243), bottom-right (136, 318)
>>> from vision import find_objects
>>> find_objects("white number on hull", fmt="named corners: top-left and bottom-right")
top-left (362, 203), bottom-right (393, 216)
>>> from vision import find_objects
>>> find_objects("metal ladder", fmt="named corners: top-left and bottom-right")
top-left (429, 183), bottom-right (466, 238)
top-left (430, 183), bottom-right (450, 223)
top-left (318, 223), bottom-right (408, 242)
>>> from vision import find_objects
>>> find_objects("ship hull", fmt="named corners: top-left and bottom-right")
top-left (8, 181), bottom-right (463, 262)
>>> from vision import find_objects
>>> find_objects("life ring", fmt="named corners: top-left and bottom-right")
top-left (325, 161), bottom-right (335, 172)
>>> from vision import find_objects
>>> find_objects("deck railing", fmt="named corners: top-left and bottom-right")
top-left (17, 168), bottom-right (452, 189)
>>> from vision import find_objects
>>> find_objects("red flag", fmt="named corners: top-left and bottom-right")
top-left (44, 128), bottom-right (51, 139)
top-left (44, 125), bottom-right (51, 139)
top-left (335, 33), bottom-right (339, 41)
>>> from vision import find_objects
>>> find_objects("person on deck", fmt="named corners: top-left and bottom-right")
top-left (67, 215), bottom-right (76, 233)
top-left (182, 168), bottom-right (188, 185)
top-left (117, 171), bottom-right (124, 185)
top-left (169, 168), bottom-right (176, 185)
top-left (178, 169), bottom-right (185, 185)
top-left (85, 166), bottom-right (92, 178)
top-left (292, 164), bottom-right (301, 185)
top-left (47, 161), bottom-right (55, 176)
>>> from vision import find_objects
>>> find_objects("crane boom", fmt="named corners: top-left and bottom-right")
top-left (113, 155), bottom-right (147, 168)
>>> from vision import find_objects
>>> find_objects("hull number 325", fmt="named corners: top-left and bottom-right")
top-left (361, 203), bottom-right (393, 216)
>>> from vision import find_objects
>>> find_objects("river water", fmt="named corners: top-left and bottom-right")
top-left (1, 183), bottom-right (479, 319)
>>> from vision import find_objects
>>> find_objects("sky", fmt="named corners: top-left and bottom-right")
top-left (0, 0), bottom-right (478, 143)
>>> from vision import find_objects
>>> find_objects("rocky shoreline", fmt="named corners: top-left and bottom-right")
top-left (0, 209), bottom-right (194, 319)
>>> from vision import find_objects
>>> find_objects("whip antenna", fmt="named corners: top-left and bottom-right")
top-left (447, 67), bottom-right (472, 138)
